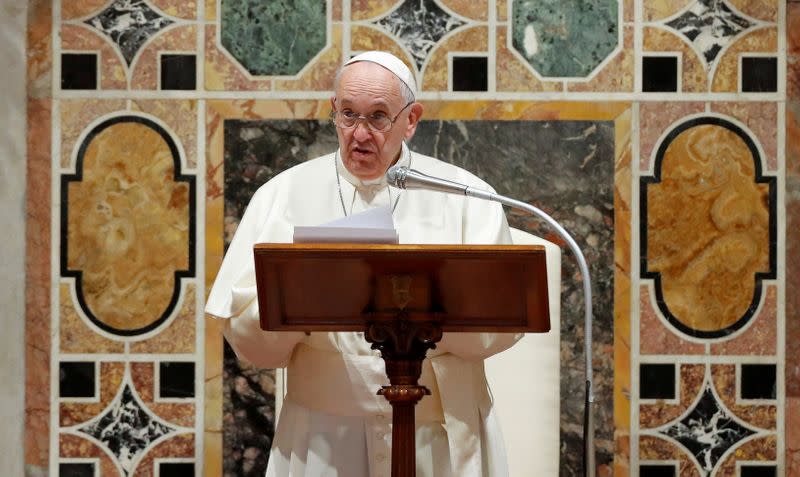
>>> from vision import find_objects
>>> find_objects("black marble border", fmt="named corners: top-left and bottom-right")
top-left (60, 115), bottom-right (197, 336)
top-left (640, 116), bottom-right (777, 339)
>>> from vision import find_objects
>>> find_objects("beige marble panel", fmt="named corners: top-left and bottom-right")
top-left (646, 124), bottom-right (771, 333)
top-left (726, 0), bottom-right (778, 22)
top-left (350, 25), bottom-right (414, 75)
top-left (422, 26), bottom-right (488, 92)
top-left (643, 27), bottom-right (707, 93)
top-left (59, 433), bottom-right (119, 476)
top-left (711, 364), bottom-right (776, 430)
top-left (61, 0), bottom-right (108, 20)
top-left (60, 362), bottom-right (125, 427)
top-left (712, 27), bottom-right (778, 93)
top-left (640, 364), bottom-right (705, 429)
top-left (440, 0), bottom-right (487, 21)
top-left (130, 362), bottom-right (195, 428)
top-left (715, 436), bottom-right (777, 477)
top-left (639, 435), bottom-right (702, 477)
top-left (274, 25), bottom-right (343, 92)
top-left (132, 433), bottom-right (194, 477)
top-left (150, 0), bottom-right (197, 20)
top-left (66, 120), bottom-right (191, 332)
top-left (644, 0), bottom-right (694, 21)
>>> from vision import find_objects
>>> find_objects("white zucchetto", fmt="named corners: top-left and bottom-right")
top-left (345, 51), bottom-right (417, 97)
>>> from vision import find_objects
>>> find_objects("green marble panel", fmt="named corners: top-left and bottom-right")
top-left (221, 0), bottom-right (327, 76)
top-left (511, 0), bottom-right (618, 78)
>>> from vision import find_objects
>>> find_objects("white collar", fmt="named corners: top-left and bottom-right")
top-left (336, 142), bottom-right (412, 189)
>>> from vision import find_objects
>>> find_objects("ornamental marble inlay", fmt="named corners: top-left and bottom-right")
top-left (220, 0), bottom-right (328, 76)
top-left (664, 0), bottom-right (754, 66)
top-left (511, 0), bottom-right (619, 78)
top-left (658, 382), bottom-right (757, 475)
top-left (85, 0), bottom-right (174, 66)
top-left (77, 384), bottom-right (176, 475)
top-left (375, 0), bottom-right (467, 70)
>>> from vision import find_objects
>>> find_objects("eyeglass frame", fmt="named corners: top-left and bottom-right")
top-left (330, 100), bottom-right (415, 133)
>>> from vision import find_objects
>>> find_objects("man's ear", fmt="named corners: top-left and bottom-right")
top-left (404, 102), bottom-right (424, 141)
top-left (330, 96), bottom-right (336, 111)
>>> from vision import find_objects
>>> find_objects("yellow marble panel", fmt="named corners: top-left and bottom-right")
top-left (60, 284), bottom-right (124, 354)
top-left (67, 120), bottom-right (190, 332)
top-left (28, 0), bottom-right (51, 98)
top-left (131, 25), bottom-right (196, 91)
top-left (647, 124), bottom-right (771, 332)
top-left (613, 108), bottom-right (632, 477)
top-left (206, 0), bottom-right (216, 20)
top-left (351, 0), bottom-right (401, 21)
top-left (130, 284), bottom-right (196, 354)
top-left (639, 102), bottom-right (706, 171)
top-left (61, 100), bottom-right (127, 168)
top-left (131, 99), bottom-right (198, 168)
top-left (495, 27), bottom-right (561, 93)
top-left (644, 0), bottom-right (694, 22)
top-left (350, 25), bottom-right (414, 74)
top-left (60, 362), bottom-right (125, 427)
top-left (274, 26), bottom-right (342, 92)
top-left (497, 0), bottom-right (507, 21)
top-left (422, 26), bottom-right (488, 92)
top-left (726, 0), bottom-right (778, 22)
top-left (643, 26), bottom-right (707, 93)
top-left (204, 25), bottom-right (272, 91)
top-left (61, 24), bottom-right (127, 90)
top-left (440, 0), bottom-right (487, 21)
top-left (569, 26), bottom-right (634, 92)
top-left (712, 27), bottom-right (778, 93)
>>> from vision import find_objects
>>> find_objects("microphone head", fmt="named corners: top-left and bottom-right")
top-left (385, 165), bottom-right (408, 189)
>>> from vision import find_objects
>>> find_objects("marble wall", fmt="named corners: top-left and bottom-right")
top-left (22, 0), bottom-right (796, 476)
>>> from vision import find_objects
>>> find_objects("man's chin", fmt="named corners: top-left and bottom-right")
top-left (343, 158), bottom-right (384, 180)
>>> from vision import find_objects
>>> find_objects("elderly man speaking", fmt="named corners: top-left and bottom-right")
top-left (206, 51), bottom-right (521, 477)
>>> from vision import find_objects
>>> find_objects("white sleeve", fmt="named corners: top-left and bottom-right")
top-left (205, 181), bottom-right (305, 368)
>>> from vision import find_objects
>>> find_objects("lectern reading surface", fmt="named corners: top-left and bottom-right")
top-left (253, 243), bottom-right (550, 477)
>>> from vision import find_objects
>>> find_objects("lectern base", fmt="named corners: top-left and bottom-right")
top-left (365, 318), bottom-right (443, 477)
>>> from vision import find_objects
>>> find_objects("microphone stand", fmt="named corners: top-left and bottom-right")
top-left (388, 168), bottom-right (596, 477)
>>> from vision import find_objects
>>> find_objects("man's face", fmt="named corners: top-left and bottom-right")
top-left (332, 61), bottom-right (422, 180)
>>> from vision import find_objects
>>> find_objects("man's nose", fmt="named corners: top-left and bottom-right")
top-left (353, 119), bottom-right (372, 140)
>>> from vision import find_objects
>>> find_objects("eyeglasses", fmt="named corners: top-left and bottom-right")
top-left (330, 101), bottom-right (414, 133)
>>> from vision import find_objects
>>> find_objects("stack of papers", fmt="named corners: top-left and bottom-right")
top-left (293, 205), bottom-right (399, 244)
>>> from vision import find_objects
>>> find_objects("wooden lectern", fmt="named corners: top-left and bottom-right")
top-left (253, 244), bottom-right (550, 477)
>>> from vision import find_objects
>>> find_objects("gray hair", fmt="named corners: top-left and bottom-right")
top-left (333, 63), bottom-right (416, 105)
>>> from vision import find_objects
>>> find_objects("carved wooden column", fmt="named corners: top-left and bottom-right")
top-left (365, 317), bottom-right (442, 477)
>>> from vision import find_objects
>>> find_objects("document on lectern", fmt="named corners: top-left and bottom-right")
top-left (293, 205), bottom-right (399, 244)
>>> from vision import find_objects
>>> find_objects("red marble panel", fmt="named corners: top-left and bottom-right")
top-left (28, 0), bottom-right (52, 98)
top-left (788, 397), bottom-right (800, 476)
top-left (60, 362), bottom-right (125, 427)
top-left (639, 286), bottom-right (705, 355)
top-left (61, 24), bottom-right (127, 90)
top-left (131, 433), bottom-right (194, 477)
top-left (714, 435), bottom-right (777, 477)
top-left (712, 28), bottom-right (778, 93)
top-left (710, 285), bottom-right (776, 356)
top-left (640, 364), bottom-right (705, 429)
top-left (129, 283), bottom-right (196, 354)
top-left (130, 362), bottom-right (195, 428)
top-left (638, 102), bottom-right (705, 172)
top-left (351, 0), bottom-right (401, 21)
top-left (711, 102), bottom-right (777, 172)
top-left (59, 433), bottom-right (121, 477)
top-left (25, 98), bottom-right (51, 470)
top-left (60, 100), bottom-right (127, 168)
top-left (711, 364), bottom-right (776, 430)
top-left (639, 435), bottom-right (702, 477)
top-left (130, 99), bottom-right (198, 169)
top-left (130, 25), bottom-right (196, 91)
top-left (150, 0), bottom-right (197, 20)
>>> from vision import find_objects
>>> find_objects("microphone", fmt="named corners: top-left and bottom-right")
top-left (386, 165), bottom-right (497, 201)
top-left (386, 163), bottom-right (597, 477)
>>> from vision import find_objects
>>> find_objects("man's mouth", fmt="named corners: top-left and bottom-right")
top-left (351, 146), bottom-right (374, 157)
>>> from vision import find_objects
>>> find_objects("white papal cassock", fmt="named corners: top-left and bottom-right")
top-left (206, 142), bottom-right (521, 477)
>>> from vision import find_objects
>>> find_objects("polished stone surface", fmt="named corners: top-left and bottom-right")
top-left (220, 0), bottom-right (327, 76)
top-left (664, 0), bottom-right (752, 65)
top-left (223, 118), bottom-right (616, 475)
top-left (85, 0), bottom-right (174, 66)
top-left (511, 0), bottom-right (619, 77)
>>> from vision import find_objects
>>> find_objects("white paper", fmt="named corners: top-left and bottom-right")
top-left (293, 205), bottom-right (399, 243)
